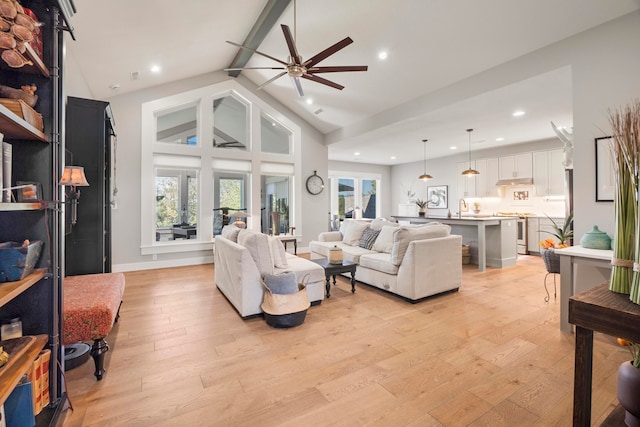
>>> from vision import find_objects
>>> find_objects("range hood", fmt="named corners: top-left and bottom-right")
top-left (495, 177), bottom-right (534, 186)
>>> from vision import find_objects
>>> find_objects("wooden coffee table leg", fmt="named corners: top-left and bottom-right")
top-left (351, 270), bottom-right (356, 293)
top-left (325, 274), bottom-right (331, 298)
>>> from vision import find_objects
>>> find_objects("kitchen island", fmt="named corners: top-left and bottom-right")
top-left (391, 215), bottom-right (518, 271)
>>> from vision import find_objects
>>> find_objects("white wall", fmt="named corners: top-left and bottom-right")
top-left (65, 69), bottom-right (327, 271)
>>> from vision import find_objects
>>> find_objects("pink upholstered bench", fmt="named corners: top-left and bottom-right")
top-left (63, 272), bottom-right (125, 380)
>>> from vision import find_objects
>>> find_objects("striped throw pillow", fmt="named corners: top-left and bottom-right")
top-left (359, 227), bottom-right (380, 250)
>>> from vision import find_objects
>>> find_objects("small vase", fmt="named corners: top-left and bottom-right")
top-left (618, 360), bottom-right (640, 427)
top-left (580, 225), bottom-right (611, 250)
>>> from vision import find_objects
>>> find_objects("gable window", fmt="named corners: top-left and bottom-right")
top-left (141, 80), bottom-right (302, 256)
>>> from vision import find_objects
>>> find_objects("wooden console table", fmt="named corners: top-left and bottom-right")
top-left (569, 282), bottom-right (640, 426)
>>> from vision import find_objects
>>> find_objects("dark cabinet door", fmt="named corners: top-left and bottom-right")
top-left (65, 96), bottom-right (114, 275)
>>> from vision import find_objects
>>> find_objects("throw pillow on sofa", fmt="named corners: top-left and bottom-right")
top-left (268, 236), bottom-right (289, 268)
top-left (238, 230), bottom-right (274, 276)
top-left (359, 227), bottom-right (380, 250)
top-left (263, 271), bottom-right (298, 294)
top-left (221, 224), bottom-right (242, 242)
top-left (341, 220), bottom-right (371, 246)
top-left (372, 225), bottom-right (399, 253)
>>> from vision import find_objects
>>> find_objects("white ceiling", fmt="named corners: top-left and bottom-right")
top-left (67, 0), bottom-right (640, 165)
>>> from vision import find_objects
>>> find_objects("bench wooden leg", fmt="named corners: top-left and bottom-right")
top-left (91, 338), bottom-right (109, 381)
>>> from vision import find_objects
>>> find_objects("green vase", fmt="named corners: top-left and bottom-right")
top-left (580, 226), bottom-right (611, 250)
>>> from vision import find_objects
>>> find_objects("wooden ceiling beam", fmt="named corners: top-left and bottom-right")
top-left (227, 0), bottom-right (291, 78)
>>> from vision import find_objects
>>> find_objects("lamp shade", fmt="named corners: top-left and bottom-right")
top-left (59, 166), bottom-right (90, 186)
top-left (230, 211), bottom-right (250, 218)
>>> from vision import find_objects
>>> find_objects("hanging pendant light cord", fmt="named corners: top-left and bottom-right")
top-left (423, 139), bottom-right (427, 172)
top-left (293, 0), bottom-right (297, 43)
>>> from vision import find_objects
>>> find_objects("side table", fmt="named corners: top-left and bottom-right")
top-left (276, 235), bottom-right (298, 254)
top-left (311, 258), bottom-right (357, 298)
top-left (569, 282), bottom-right (640, 426)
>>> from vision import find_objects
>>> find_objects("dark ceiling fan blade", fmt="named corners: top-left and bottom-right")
top-left (290, 76), bottom-right (304, 97)
top-left (303, 37), bottom-right (353, 68)
top-left (280, 24), bottom-right (301, 64)
top-left (301, 73), bottom-right (344, 91)
top-left (226, 40), bottom-right (288, 66)
top-left (224, 67), bottom-right (286, 71)
top-left (256, 71), bottom-right (287, 90)
top-left (308, 65), bottom-right (368, 73)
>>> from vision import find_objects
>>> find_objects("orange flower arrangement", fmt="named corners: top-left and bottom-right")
top-left (617, 338), bottom-right (640, 368)
top-left (539, 238), bottom-right (569, 250)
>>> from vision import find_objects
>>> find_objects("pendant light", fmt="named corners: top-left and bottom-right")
top-left (461, 128), bottom-right (480, 176)
top-left (418, 139), bottom-right (433, 181)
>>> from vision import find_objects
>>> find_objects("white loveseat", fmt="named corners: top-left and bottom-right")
top-left (309, 219), bottom-right (462, 301)
top-left (214, 226), bottom-right (325, 318)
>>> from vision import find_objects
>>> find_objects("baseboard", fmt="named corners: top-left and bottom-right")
top-left (113, 256), bottom-right (213, 272)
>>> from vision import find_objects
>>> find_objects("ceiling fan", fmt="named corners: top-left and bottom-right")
top-left (224, 1), bottom-right (367, 96)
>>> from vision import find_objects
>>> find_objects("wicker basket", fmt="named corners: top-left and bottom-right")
top-left (541, 249), bottom-right (560, 274)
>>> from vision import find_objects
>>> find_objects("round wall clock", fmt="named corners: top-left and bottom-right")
top-left (305, 170), bottom-right (325, 195)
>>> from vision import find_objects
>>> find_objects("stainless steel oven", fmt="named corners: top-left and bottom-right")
top-left (517, 217), bottom-right (528, 254)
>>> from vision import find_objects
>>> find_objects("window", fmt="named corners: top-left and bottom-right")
top-left (262, 175), bottom-right (290, 234)
top-left (156, 104), bottom-right (197, 145)
top-left (213, 95), bottom-right (249, 150)
top-left (213, 172), bottom-right (248, 236)
top-left (261, 113), bottom-right (291, 154)
top-left (141, 80), bottom-right (302, 255)
top-left (330, 173), bottom-right (381, 221)
top-left (155, 168), bottom-right (198, 241)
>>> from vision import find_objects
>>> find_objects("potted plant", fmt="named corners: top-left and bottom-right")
top-left (414, 199), bottom-right (430, 217)
top-left (617, 338), bottom-right (640, 425)
top-left (539, 213), bottom-right (573, 274)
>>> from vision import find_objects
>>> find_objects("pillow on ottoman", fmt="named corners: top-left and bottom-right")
top-left (263, 271), bottom-right (298, 294)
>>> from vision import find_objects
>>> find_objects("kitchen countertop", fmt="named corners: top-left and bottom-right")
top-left (392, 215), bottom-right (516, 221)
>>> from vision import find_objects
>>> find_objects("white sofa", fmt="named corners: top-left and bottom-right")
top-left (214, 227), bottom-right (325, 318)
top-left (309, 219), bottom-right (462, 301)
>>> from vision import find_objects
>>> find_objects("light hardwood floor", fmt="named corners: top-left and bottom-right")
top-left (61, 255), bottom-right (627, 426)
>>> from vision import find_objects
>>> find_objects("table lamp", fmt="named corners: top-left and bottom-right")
top-left (230, 211), bottom-right (250, 228)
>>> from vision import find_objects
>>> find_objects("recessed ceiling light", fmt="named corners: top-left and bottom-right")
top-left (378, 51), bottom-right (388, 60)
top-left (390, 156), bottom-right (396, 160)
top-left (512, 110), bottom-right (525, 117)
top-left (496, 137), bottom-right (505, 141)
top-left (354, 152), bottom-right (360, 156)
top-left (150, 65), bottom-right (161, 73)
top-left (449, 146), bottom-right (457, 150)
top-left (306, 98), bottom-right (313, 105)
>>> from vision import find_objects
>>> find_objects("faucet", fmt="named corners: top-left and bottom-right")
top-left (458, 199), bottom-right (468, 219)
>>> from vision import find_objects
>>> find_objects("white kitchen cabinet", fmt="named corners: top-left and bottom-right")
top-left (533, 149), bottom-right (564, 196)
top-left (499, 153), bottom-right (533, 180)
top-left (457, 161), bottom-right (477, 200)
top-left (527, 217), bottom-right (539, 253)
top-left (475, 157), bottom-right (500, 197)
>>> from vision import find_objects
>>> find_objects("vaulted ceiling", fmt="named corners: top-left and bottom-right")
top-left (67, 0), bottom-right (640, 164)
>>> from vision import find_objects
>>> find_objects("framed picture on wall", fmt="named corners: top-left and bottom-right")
top-left (595, 136), bottom-right (614, 202)
top-left (427, 185), bottom-right (448, 209)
